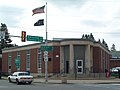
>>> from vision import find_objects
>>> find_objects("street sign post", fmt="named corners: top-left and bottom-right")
top-left (27, 35), bottom-right (43, 42)
top-left (40, 46), bottom-right (53, 51)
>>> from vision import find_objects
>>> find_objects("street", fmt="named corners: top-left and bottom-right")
top-left (0, 79), bottom-right (120, 90)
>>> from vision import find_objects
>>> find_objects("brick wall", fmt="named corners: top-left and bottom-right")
top-left (110, 59), bottom-right (120, 69)
top-left (93, 47), bottom-right (110, 73)
top-left (11, 51), bottom-right (17, 72)
top-left (93, 47), bottom-right (101, 73)
top-left (20, 50), bottom-right (26, 71)
top-left (2, 53), bottom-right (8, 73)
top-left (41, 46), bottom-right (60, 74)
top-left (30, 48), bottom-right (37, 73)
top-left (53, 46), bottom-right (60, 73)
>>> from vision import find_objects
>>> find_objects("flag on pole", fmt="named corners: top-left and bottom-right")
top-left (32, 5), bottom-right (45, 16)
top-left (34, 19), bottom-right (44, 26)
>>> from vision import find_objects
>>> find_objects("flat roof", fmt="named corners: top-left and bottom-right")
top-left (2, 38), bottom-right (110, 53)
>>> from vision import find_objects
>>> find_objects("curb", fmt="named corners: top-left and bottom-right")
top-left (33, 79), bottom-right (120, 84)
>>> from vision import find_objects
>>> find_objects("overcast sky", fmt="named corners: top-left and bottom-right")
top-left (1, 0), bottom-right (120, 50)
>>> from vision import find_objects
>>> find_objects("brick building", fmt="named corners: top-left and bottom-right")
top-left (2, 34), bottom-right (111, 77)
top-left (0, 54), bottom-right (2, 72)
top-left (2, 42), bottom-right (60, 76)
top-left (110, 51), bottom-right (120, 69)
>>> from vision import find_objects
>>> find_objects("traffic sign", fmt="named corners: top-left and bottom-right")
top-left (15, 58), bottom-right (20, 68)
top-left (44, 51), bottom-right (48, 61)
top-left (27, 35), bottom-right (43, 42)
top-left (41, 46), bottom-right (53, 51)
top-left (44, 51), bottom-right (48, 55)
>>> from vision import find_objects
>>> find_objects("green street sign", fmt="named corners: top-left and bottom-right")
top-left (40, 46), bottom-right (53, 51)
top-left (15, 59), bottom-right (20, 64)
top-left (16, 64), bottom-right (20, 68)
top-left (15, 58), bottom-right (20, 68)
top-left (27, 35), bottom-right (43, 42)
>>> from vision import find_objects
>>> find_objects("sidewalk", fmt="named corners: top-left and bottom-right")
top-left (33, 78), bottom-right (120, 84)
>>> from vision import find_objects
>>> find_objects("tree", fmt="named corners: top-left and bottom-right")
top-left (111, 44), bottom-right (116, 51)
top-left (0, 23), bottom-right (17, 53)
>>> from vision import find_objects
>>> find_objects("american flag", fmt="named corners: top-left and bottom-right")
top-left (32, 5), bottom-right (45, 16)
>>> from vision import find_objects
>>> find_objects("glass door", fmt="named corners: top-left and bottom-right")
top-left (76, 60), bottom-right (83, 74)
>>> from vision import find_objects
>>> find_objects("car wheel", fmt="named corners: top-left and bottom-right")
top-left (8, 78), bottom-right (12, 83)
top-left (16, 79), bottom-right (19, 85)
top-left (28, 81), bottom-right (32, 84)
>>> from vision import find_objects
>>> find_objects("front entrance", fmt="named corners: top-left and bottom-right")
top-left (65, 61), bottom-right (69, 73)
top-left (76, 60), bottom-right (83, 74)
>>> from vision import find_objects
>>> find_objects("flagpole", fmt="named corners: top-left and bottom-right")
top-left (45, 2), bottom-right (48, 83)
top-left (32, 3), bottom-right (48, 83)
top-left (46, 2), bottom-right (48, 45)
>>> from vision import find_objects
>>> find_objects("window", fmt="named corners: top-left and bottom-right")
top-left (76, 60), bottom-right (83, 74)
top-left (8, 53), bottom-right (12, 69)
top-left (18, 72), bottom-right (30, 76)
top-left (26, 50), bottom-right (30, 69)
top-left (17, 51), bottom-right (20, 68)
top-left (48, 58), bottom-right (51, 61)
top-left (37, 48), bottom-right (42, 68)
top-left (78, 61), bottom-right (82, 66)
top-left (78, 68), bottom-right (82, 72)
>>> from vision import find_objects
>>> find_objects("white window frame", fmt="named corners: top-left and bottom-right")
top-left (17, 51), bottom-right (20, 71)
top-left (26, 50), bottom-right (30, 71)
top-left (8, 53), bottom-right (12, 73)
top-left (37, 48), bottom-right (42, 74)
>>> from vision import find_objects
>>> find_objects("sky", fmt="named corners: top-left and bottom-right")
top-left (1, 0), bottom-right (120, 50)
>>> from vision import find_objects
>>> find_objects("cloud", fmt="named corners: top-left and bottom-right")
top-left (46, 0), bottom-right (87, 7)
top-left (81, 20), bottom-right (107, 28)
top-left (0, 5), bottom-right (25, 26)
top-left (0, 0), bottom-right (43, 9)
top-left (1, 0), bottom-right (120, 50)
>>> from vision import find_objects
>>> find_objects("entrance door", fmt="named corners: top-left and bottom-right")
top-left (66, 61), bottom-right (69, 73)
top-left (76, 60), bottom-right (83, 74)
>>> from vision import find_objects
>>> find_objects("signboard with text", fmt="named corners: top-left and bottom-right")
top-left (27, 35), bottom-right (43, 42)
top-left (15, 58), bottom-right (20, 69)
top-left (40, 46), bottom-right (53, 51)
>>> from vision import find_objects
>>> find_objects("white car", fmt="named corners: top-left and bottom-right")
top-left (110, 67), bottom-right (120, 73)
top-left (8, 72), bottom-right (33, 84)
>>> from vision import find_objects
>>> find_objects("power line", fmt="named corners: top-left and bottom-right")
top-left (48, 30), bottom-right (120, 34)
top-left (7, 26), bottom-right (120, 34)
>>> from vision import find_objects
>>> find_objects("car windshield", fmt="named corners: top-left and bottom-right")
top-left (18, 72), bottom-right (30, 76)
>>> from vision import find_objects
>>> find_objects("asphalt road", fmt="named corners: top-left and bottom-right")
top-left (0, 79), bottom-right (120, 90)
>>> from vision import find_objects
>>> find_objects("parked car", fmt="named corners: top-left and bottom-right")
top-left (0, 72), bottom-right (2, 79)
top-left (8, 72), bottom-right (33, 84)
top-left (110, 67), bottom-right (120, 73)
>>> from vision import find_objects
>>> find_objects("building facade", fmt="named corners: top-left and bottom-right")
top-left (60, 39), bottom-right (110, 76)
top-left (110, 51), bottom-right (120, 69)
top-left (0, 54), bottom-right (2, 72)
top-left (2, 34), bottom-right (111, 77)
top-left (2, 42), bottom-right (60, 76)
